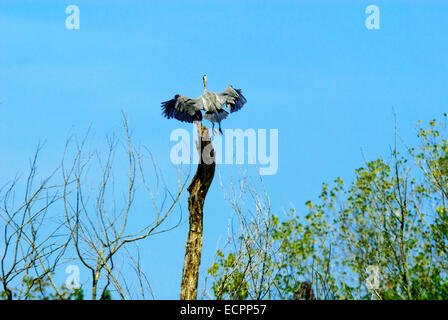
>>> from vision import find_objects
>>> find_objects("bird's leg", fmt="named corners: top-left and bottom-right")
top-left (219, 122), bottom-right (223, 135)
top-left (212, 122), bottom-right (217, 135)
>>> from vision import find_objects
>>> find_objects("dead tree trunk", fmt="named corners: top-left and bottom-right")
top-left (180, 122), bottom-right (215, 300)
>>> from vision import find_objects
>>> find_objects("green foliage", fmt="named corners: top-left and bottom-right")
top-left (208, 251), bottom-right (249, 300)
top-left (72, 288), bottom-right (84, 300)
top-left (1, 275), bottom-right (84, 300)
top-left (100, 289), bottom-right (112, 300)
top-left (208, 116), bottom-right (448, 300)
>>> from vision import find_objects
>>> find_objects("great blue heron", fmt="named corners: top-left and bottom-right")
top-left (161, 75), bottom-right (247, 134)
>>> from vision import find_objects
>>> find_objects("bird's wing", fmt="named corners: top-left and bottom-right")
top-left (217, 86), bottom-right (247, 113)
top-left (161, 94), bottom-right (204, 123)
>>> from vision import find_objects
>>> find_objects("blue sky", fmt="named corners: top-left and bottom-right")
top-left (1, 0), bottom-right (447, 299)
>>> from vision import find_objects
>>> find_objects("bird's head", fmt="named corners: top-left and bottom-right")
top-left (202, 74), bottom-right (207, 90)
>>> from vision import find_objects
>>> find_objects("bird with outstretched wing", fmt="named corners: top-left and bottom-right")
top-left (161, 75), bottom-right (247, 134)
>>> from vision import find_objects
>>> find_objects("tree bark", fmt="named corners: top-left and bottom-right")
top-left (180, 122), bottom-right (215, 300)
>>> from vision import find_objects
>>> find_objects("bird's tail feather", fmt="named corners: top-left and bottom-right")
top-left (204, 110), bottom-right (229, 123)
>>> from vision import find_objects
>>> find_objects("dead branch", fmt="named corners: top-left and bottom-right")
top-left (180, 122), bottom-right (215, 300)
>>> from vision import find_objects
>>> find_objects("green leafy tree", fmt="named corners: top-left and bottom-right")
top-left (1, 275), bottom-right (84, 300)
top-left (208, 116), bottom-right (448, 300)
